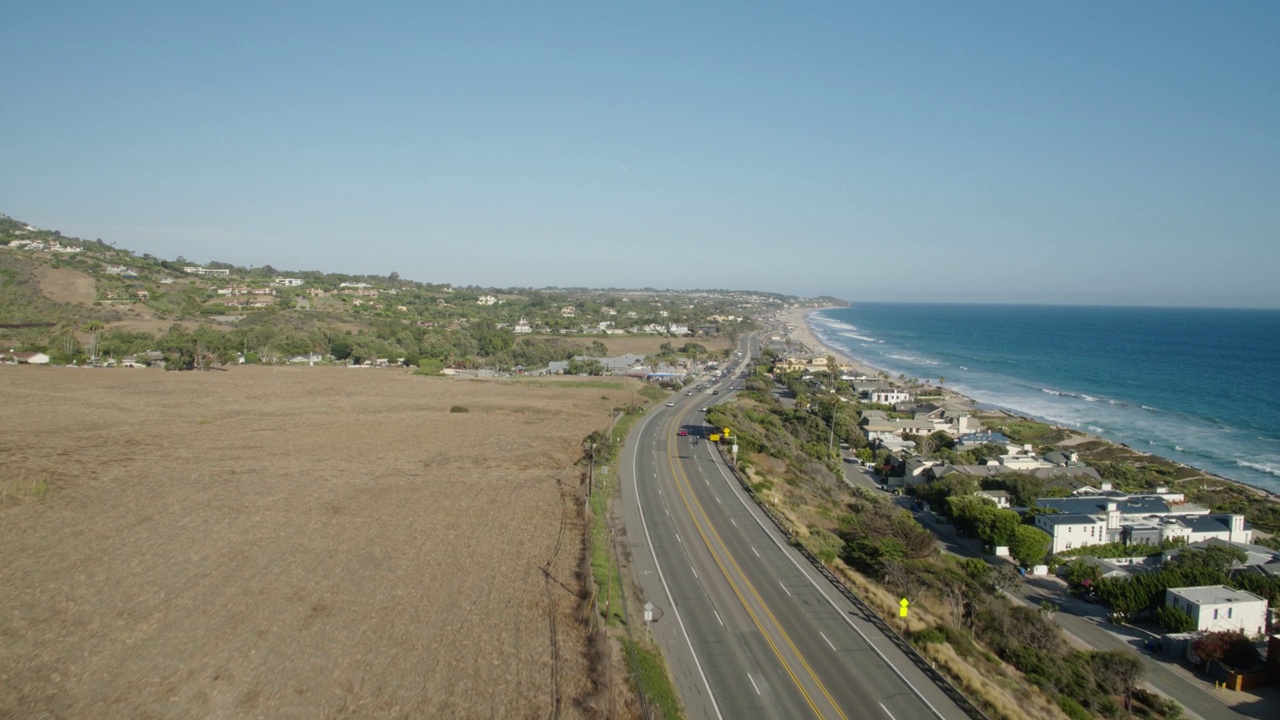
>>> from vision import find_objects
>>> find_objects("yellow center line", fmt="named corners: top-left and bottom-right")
top-left (662, 408), bottom-right (846, 720)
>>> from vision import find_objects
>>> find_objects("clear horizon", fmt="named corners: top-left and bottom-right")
top-left (2, 3), bottom-right (1277, 309)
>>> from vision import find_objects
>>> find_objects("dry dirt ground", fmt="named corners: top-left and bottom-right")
top-left (32, 266), bottom-right (96, 306)
top-left (0, 366), bottom-right (640, 719)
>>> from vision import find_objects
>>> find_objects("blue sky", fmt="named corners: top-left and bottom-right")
top-left (2, 3), bottom-right (1277, 307)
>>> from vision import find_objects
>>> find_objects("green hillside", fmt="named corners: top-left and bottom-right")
top-left (0, 211), bottom-right (825, 369)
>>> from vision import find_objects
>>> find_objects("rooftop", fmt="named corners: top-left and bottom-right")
top-left (1167, 585), bottom-right (1266, 606)
top-left (1037, 513), bottom-right (1101, 526)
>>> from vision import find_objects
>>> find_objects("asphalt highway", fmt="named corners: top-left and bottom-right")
top-left (617, 339), bottom-right (974, 720)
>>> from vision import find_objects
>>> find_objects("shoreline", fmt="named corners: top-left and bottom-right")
top-left (778, 307), bottom-right (1280, 507)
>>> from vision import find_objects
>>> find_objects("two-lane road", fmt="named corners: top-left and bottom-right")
top-left (619, 366), bottom-right (973, 719)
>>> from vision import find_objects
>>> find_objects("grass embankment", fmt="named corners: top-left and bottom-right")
top-left (585, 381), bottom-right (683, 718)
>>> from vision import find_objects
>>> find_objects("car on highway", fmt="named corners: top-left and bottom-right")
top-left (677, 429), bottom-right (688, 436)
top-left (666, 401), bottom-right (675, 407)
top-left (700, 407), bottom-right (708, 412)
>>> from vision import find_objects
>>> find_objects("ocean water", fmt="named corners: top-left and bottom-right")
top-left (809, 303), bottom-right (1280, 494)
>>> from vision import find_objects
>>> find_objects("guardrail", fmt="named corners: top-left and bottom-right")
top-left (714, 445), bottom-right (990, 720)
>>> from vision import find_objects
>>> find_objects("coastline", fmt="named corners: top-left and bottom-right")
top-left (779, 307), bottom-right (1280, 508)
top-left (778, 306), bottom-right (980, 412)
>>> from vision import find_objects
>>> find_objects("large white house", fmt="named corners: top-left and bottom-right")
top-left (1030, 495), bottom-right (1249, 556)
top-left (1035, 513), bottom-right (1110, 554)
top-left (870, 388), bottom-right (912, 405)
top-left (1166, 585), bottom-right (1268, 637)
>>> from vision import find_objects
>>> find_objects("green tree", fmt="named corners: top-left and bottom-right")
top-left (1090, 650), bottom-right (1144, 713)
top-left (1009, 525), bottom-right (1050, 567)
top-left (1155, 605), bottom-right (1196, 633)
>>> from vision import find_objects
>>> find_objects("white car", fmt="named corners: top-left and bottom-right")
top-left (666, 401), bottom-right (675, 407)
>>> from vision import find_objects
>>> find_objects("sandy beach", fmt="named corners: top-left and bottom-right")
top-left (776, 307), bottom-right (876, 377)
top-left (778, 307), bottom-right (981, 412)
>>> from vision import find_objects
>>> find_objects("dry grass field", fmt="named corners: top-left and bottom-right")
top-left (0, 366), bottom-right (641, 719)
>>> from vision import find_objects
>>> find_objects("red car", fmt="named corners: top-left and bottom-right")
top-left (677, 430), bottom-right (689, 436)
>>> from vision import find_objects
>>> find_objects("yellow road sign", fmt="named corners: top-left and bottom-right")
top-left (898, 598), bottom-right (910, 618)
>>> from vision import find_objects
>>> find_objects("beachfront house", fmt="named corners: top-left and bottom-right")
top-left (1027, 493), bottom-right (1250, 556)
top-left (1166, 585), bottom-right (1269, 637)
top-left (870, 388), bottom-right (912, 405)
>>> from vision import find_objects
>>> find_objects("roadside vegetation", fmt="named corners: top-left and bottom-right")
top-left (579, 385), bottom-right (685, 719)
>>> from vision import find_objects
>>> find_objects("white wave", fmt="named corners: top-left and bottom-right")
top-left (1174, 446), bottom-right (1183, 451)
top-left (818, 320), bottom-right (858, 331)
top-left (1141, 405), bottom-right (1159, 412)
top-left (1041, 388), bottom-right (1064, 396)
top-left (1081, 394), bottom-right (1098, 402)
top-left (1087, 425), bottom-right (1107, 434)
top-left (837, 331), bottom-right (879, 343)
top-left (1237, 459), bottom-right (1280, 477)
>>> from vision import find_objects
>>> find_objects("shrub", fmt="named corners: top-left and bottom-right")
top-left (1155, 605), bottom-right (1195, 633)
top-left (449, 405), bottom-right (469, 413)
top-left (1057, 695), bottom-right (1091, 720)
top-left (912, 626), bottom-right (948, 646)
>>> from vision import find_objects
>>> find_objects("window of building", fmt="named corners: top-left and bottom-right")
top-left (1214, 609), bottom-right (1219, 620)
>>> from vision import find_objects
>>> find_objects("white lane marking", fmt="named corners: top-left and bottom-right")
top-left (748, 673), bottom-right (761, 696)
top-left (820, 631), bottom-right (837, 651)
top-left (691, 565), bottom-right (698, 579)
top-left (880, 702), bottom-right (897, 720)
top-left (705, 435), bottom-right (944, 720)
top-left (730, 518), bottom-right (737, 528)
top-left (675, 533), bottom-right (682, 544)
top-left (714, 610), bottom-right (724, 627)
top-left (715, 496), bottom-right (721, 505)
top-left (751, 546), bottom-right (760, 558)
top-left (629, 410), bottom-right (725, 720)
top-left (779, 581), bottom-right (791, 597)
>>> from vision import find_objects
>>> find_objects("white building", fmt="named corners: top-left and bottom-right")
top-left (183, 266), bottom-right (230, 276)
top-left (1035, 513), bottom-right (1109, 554)
top-left (870, 389), bottom-right (912, 405)
top-left (274, 277), bottom-right (304, 286)
top-left (1166, 585), bottom-right (1268, 637)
